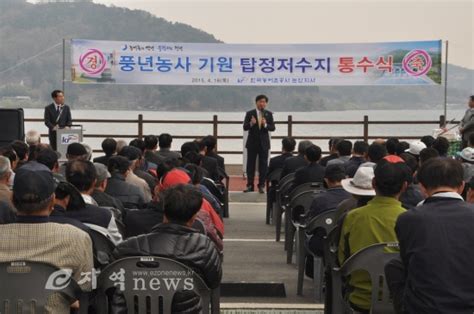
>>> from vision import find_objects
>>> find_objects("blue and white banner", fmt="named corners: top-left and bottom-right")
top-left (71, 39), bottom-right (442, 86)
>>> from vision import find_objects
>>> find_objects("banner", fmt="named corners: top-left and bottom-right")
top-left (71, 39), bottom-right (442, 86)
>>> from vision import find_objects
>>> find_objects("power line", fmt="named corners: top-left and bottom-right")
top-left (0, 42), bottom-right (62, 76)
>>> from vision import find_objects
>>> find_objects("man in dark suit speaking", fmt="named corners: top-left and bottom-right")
top-left (44, 90), bottom-right (72, 150)
top-left (243, 94), bottom-right (275, 193)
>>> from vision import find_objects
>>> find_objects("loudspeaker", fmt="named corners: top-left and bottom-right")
top-left (0, 108), bottom-right (24, 147)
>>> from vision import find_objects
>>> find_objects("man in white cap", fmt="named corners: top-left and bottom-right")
top-left (405, 141), bottom-right (427, 162)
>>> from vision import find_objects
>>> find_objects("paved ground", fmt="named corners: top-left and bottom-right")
top-left (222, 202), bottom-right (320, 306)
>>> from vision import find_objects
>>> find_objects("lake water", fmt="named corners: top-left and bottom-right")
top-left (23, 108), bottom-right (466, 164)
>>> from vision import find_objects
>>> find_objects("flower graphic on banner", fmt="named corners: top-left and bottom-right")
top-left (402, 49), bottom-right (432, 77)
top-left (79, 48), bottom-right (107, 75)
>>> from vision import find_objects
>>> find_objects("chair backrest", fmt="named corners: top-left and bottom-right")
top-left (305, 209), bottom-right (337, 235)
top-left (339, 242), bottom-right (400, 313)
top-left (89, 229), bottom-right (116, 268)
top-left (289, 182), bottom-right (325, 202)
top-left (323, 226), bottom-right (341, 269)
top-left (276, 173), bottom-right (295, 209)
top-left (96, 256), bottom-right (212, 314)
top-left (267, 168), bottom-right (283, 184)
top-left (0, 261), bottom-right (81, 313)
top-left (289, 189), bottom-right (325, 222)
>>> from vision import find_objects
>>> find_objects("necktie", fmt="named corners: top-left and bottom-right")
top-left (257, 111), bottom-right (262, 129)
top-left (56, 106), bottom-right (60, 114)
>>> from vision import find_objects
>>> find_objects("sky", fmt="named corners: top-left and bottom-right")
top-left (33, 0), bottom-right (474, 70)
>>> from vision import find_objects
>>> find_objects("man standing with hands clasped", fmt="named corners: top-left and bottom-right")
top-left (44, 90), bottom-right (73, 151)
top-left (243, 95), bottom-right (275, 193)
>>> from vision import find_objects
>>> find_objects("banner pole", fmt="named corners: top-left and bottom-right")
top-left (62, 38), bottom-right (66, 93)
top-left (443, 40), bottom-right (449, 124)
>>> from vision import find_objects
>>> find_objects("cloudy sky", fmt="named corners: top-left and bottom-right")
top-left (34, 0), bottom-right (474, 69)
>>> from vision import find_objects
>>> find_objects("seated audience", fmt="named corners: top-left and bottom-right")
top-left (432, 136), bottom-right (450, 157)
top-left (0, 167), bottom-right (93, 313)
top-left (306, 164), bottom-right (351, 258)
top-left (157, 133), bottom-right (181, 160)
top-left (360, 143), bottom-right (388, 168)
top-left (59, 143), bottom-right (89, 176)
top-left (385, 137), bottom-right (400, 155)
top-left (337, 166), bottom-right (376, 221)
top-left (91, 163), bottom-right (125, 217)
top-left (35, 147), bottom-right (64, 181)
top-left (11, 140), bottom-right (29, 168)
top-left (65, 160), bottom-right (123, 244)
top-left (196, 140), bottom-right (220, 182)
top-left (123, 200), bottom-right (164, 238)
top-left (327, 140), bottom-right (353, 166)
top-left (143, 134), bottom-right (163, 166)
top-left (112, 184), bottom-right (222, 313)
top-left (267, 137), bottom-right (296, 210)
top-left (458, 147), bottom-right (474, 182)
top-left (0, 156), bottom-right (13, 208)
top-left (25, 129), bottom-right (41, 146)
top-left (420, 135), bottom-right (435, 148)
top-left (118, 146), bottom-right (153, 202)
top-left (398, 153), bottom-right (424, 209)
top-left (320, 138), bottom-right (343, 167)
top-left (51, 180), bottom-right (90, 233)
top-left (115, 140), bottom-right (127, 154)
top-left (292, 144), bottom-right (325, 188)
top-left (395, 141), bottom-right (410, 156)
top-left (0, 145), bottom-right (18, 188)
top-left (93, 137), bottom-right (117, 166)
top-left (202, 135), bottom-right (226, 172)
top-left (268, 137), bottom-right (296, 176)
top-left (386, 158), bottom-right (474, 314)
top-left (404, 141), bottom-right (427, 162)
top-left (338, 160), bottom-right (409, 312)
top-left (419, 147), bottom-right (439, 166)
top-left (105, 156), bottom-right (146, 209)
top-left (158, 167), bottom-right (224, 245)
top-left (280, 140), bottom-right (312, 179)
top-left (185, 164), bottom-right (223, 217)
top-left (345, 141), bottom-right (369, 177)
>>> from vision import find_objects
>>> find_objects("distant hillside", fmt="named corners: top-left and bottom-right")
top-left (0, 1), bottom-right (472, 111)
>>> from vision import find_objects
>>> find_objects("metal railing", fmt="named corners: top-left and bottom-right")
top-left (25, 114), bottom-right (449, 155)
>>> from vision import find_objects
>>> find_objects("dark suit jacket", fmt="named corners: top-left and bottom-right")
top-left (93, 155), bottom-right (112, 166)
top-left (293, 162), bottom-right (326, 188)
top-left (44, 103), bottom-right (72, 133)
top-left (144, 150), bottom-right (163, 166)
top-left (207, 152), bottom-right (225, 171)
top-left (268, 152), bottom-right (293, 176)
top-left (243, 109), bottom-right (275, 151)
top-left (280, 154), bottom-right (308, 179)
top-left (201, 156), bottom-right (220, 182)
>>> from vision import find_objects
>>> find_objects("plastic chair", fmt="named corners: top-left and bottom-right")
top-left (286, 185), bottom-right (325, 262)
top-left (216, 167), bottom-right (230, 218)
top-left (332, 242), bottom-right (400, 314)
top-left (297, 209), bottom-right (337, 299)
top-left (285, 182), bottom-right (325, 251)
top-left (0, 260), bottom-right (82, 314)
top-left (288, 182), bottom-right (325, 203)
top-left (89, 229), bottom-right (116, 268)
top-left (265, 168), bottom-right (283, 224)
top-left (274, 173), bottom-right (295, 242)
top-left (95, 256), bottom-right (218, 314)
